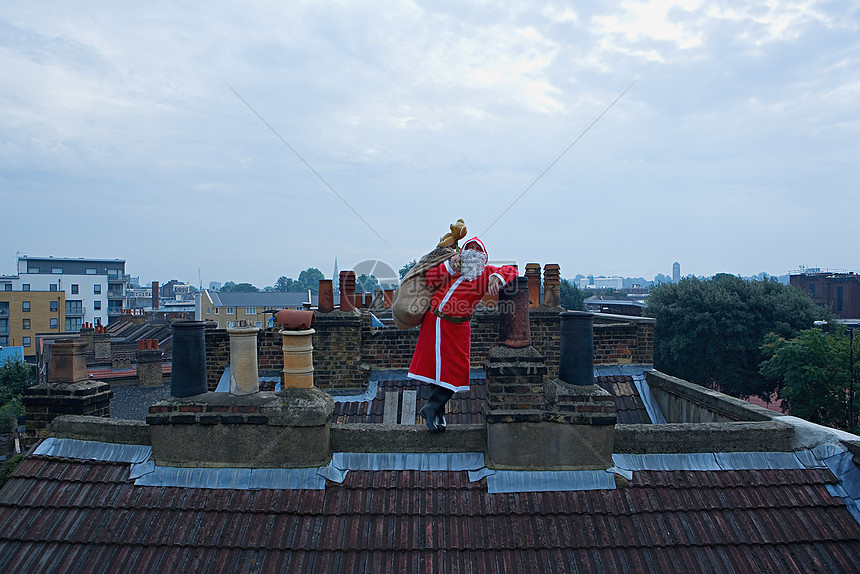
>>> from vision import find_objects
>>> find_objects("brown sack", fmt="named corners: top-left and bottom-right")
top-left (392, 246), bottom-right (456, 329)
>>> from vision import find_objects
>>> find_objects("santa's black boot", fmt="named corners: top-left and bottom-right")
top-left (434, 388), bottom-right (454, 432)
top-left (420, 386), bottom-right (452, 433)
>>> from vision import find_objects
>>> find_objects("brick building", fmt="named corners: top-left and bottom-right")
top-left (790, 270), bottom-right (860, 318)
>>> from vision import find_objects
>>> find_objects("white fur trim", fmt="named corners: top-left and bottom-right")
top-left (406, 372), bottom-right (468, 392)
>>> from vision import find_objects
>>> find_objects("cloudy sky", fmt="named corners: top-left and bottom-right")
top-left (2, 1), bottom-right (858, 288)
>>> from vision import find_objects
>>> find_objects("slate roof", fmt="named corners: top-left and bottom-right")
top-left (1, 450), bottom-right (859, 573)
top-left (332, 371), bottom-right (653, 425)
top-left (208, 291), bottom-right (317, 309)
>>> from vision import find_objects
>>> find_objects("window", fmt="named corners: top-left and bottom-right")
top-left (28, 265), bottom-right (39, 273)
top-left (66, 300), bottom-right (83, 315)
top-left (837, 286), bottom-right (844, 312)
top-left (22, 284), bottom-right (30, 291)
top-left (246, 307), bottom-right (256, 314)
top-left (50, 300), bottom-right (58, 312)
top-left (225, 321), bottom-right (235, 328)
top-left (22, 301), bottom-right (30, 312)
top-left (214, 308), bottom-right (219, 315)
top-left (50, 318), bottom-right (58, 329)
top-left (71, 284), bottom-right (79, 294)
top-left (809, 284), bottom-right (816, 297)
top-left (254, 321), bottom-right (262, 328)
top-left (225, 307), bottom-right (234, 314)
top-left (86, 268), bottom-right (97, 275)
top-left (50, 284), bottom-right (57, 292)
top-left (22, 319), bottom-right (30, 330)
top-left (52, 267), bottom-right (63, 274)
top-left (65, 318), bottom-right (82, 332)
top-left (3, 284), bottom-right (10, 291)
top-left (94, 284), bottom-right (102, 294)
top-left (23, 337), bottom-right (31, 347)
top-left (206, 307), bottom-right (211, 315)
top-left (94, 301), bottom-right (101, 310)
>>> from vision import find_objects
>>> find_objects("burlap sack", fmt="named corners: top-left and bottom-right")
top-left (392, 246), bottom-right (456, 329)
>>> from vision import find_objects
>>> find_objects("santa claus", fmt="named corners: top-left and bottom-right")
top-left (408, 237), bottom-right (518, 432)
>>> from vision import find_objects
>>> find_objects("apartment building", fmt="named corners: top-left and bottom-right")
top-left (0, 290), bottom-right (65, 356)
top-left (2, 256), bottom-right (129, 331)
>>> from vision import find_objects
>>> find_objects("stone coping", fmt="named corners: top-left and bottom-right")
top-left (614, 421), bottom-right (795, 454)
top-left (645, 371), bottom-right (777, 422)
top-left (592, 313), bottom-right (656, 324)
top-left (48, 417), bottom-right (806, 457)
top-left (146, 389), bottom-right (334, 427)
top-left (50, 415), bottom-right (151, 445)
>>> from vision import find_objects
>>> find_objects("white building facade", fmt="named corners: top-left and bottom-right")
top-left (11, 256), bottom-right (129, 331)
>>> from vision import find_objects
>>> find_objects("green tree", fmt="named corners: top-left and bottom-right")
top-left (274, 276), bottom-right (296, 292)
top-left (356, 274), bottom-right (381, 294)
top-left (0, 356), bottom-right (36, 406)
top-left (220, 282), bottom-right (259, 293)
top-left (297, 268), bottom-right (325, 294)
top-left (760, 327), bottom-right (855, 431)
top-left (399, 260), bottom-right (417, 280)
top-left (645, 274), bottom-right (827, 400)
top-left (560, 279), bottom-right (586, 311)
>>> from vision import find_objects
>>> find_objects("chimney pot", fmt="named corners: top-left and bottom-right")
top-left (170, 321), bottom-right (207, 397)
top-left (339, 271), bottom-right (356, 311)
top-left (317, 279), bottom-right (334, 313)
top-left (498, 276), bottom-right (531, 348)
top-left (558, 311), bottom-right (594, 386)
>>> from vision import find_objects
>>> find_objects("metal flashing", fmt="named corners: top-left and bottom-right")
top-left (331, 452), bottom-right (485, 472)
top-left (483, 469), bottom-right (617, 494)
top-left (34, 438), bottom-right (151, 464)
top-left (715, 451), bottom-right (808, 470)
top-left (612, 452), bottom-right (722, 471)
top-left (215, 366), bottom-right (230, 392)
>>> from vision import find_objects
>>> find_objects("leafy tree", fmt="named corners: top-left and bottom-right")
top-left (760, 327), bottom-right (856, 431)
top-left (356, 274), bottom-right (381, 294)
top-left (0, 397), bottom-right (22, 432)
top-left (220, 282), bottom-right (259, 293)
top-left (560, 279), bottom-right (586, 311)
top-left (297, 268), bottom-right (325, 294)
top-left (0, 453), bottom-right (24, 489)
top-left (646, 274), bottom-right (827, 400)
top-left (274, 276), bottom-right (296, 292)
top-left (399, 260), bottom-right (417, 280)
top-left (0, 357), bottom-right (36, 406)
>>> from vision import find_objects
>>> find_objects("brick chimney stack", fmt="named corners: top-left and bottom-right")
top-left (485, 281), bottom-right (616, 470)
top-left (23, 339), bottom-right (112, 437)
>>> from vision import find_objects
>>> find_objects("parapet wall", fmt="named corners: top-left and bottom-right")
top-left (204, 310), bottom-right (655, 391)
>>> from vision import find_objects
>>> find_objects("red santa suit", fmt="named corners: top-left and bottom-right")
top-left (407, 238), bottom-right (518, 392)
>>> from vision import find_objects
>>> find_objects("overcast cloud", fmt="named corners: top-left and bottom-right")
top-left (1, 1), bottom-right (858, 287)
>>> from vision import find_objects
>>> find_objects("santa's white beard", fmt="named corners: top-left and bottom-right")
top-left (460, 250), bottom-right (487, 281)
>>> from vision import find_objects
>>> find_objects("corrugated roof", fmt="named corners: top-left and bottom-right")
top-left (1, 452), bottom-right (859, 573)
